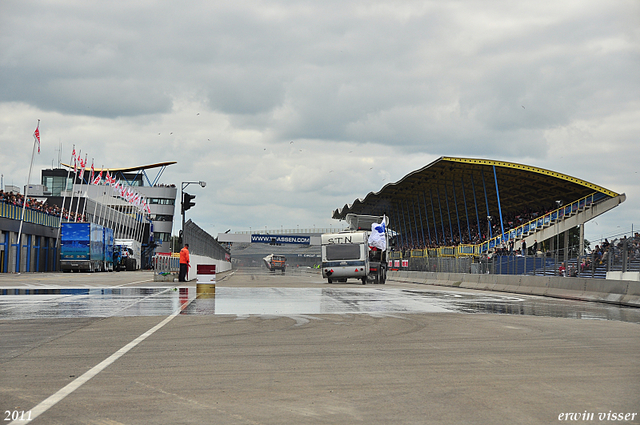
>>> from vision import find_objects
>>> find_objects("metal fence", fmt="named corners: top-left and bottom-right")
top-left (183, 219), bottom-right (229, 261)
top-left (0, 200), bottom-right (60, 227)
top-left (396, 233), bottom-right (640, 279)
top-left (153, 254), bottom-right (179, 274)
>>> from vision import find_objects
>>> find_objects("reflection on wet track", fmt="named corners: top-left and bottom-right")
top-left (1, 286), bottom-right (639, 323)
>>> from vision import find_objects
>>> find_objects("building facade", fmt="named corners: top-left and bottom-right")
top-left (40, 162), bottom-right (178, 254)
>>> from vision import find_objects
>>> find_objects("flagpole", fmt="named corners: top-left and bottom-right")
top-left (127, 205), bottom-right (134, 239)
top-left (74, 154), bottom-right (87, 221)
top-left (17, 120), bottom-right (40, 272)
top-left (55, 152), bottom-right (74, 244)
top-left (81, 190), bottom-right (88, 223)
top-left (136, 211), bottom-right (143, 243)
top-left (96, 166), bottom-right (104, 226)
top-left (66, 151), bottom-right (78, 222)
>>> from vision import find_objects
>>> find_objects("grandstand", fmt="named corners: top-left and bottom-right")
top-left (332, 157), bottom-right (626, 277)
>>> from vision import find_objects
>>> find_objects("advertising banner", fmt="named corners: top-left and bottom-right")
top-left (251, 234), bottom-right (311, 245)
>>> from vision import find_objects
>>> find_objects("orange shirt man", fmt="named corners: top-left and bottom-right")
top-left (179, 244), bottom-right (190, 282)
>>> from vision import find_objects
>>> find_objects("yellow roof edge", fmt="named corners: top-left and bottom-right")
top-left (442, 157), bottom-right (619, 198)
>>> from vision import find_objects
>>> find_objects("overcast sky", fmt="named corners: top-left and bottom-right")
top-left (1, 0), bottom-right (638, 244)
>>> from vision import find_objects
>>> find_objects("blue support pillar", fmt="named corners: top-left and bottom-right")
top-left (35, 236), bottom-right (41, 272)
top-left (430, 188), bottom-right (439, 245)
top-left (461, 177), bottom-right (472, 242)
top-left (493, 165), bottom-right (505, 238)
top-left (470, 174), bottom-right (481, 241)
top-left (414, 198), bottom-right (425, 248)
top-left (14, 236), bottom-right (20, 273)
top-left (451, 181), bottom-right (463, 244)
top-left (422, 192), bottom-right (432, 246)
top-left (436, 186), bottom-right (446, 245)
top-left (404, 200), bottom-right (414, 248)
top-left (400, 202), bottom-right (411, 249)
top-left (394, 208), bottom-right (404, 248)
top-left (443, 183), bottom-right (454, 245)
top-left (26, 235), bottom-right (31, 272)
top-left (1, 231), bottom-right (7, 273)
top-left (481, 171), bottom-right (492, 239)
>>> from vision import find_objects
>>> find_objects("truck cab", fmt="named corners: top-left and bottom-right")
top-left (263, 254), bottom-right (286, 273)
top-left (321, 214), bottom-right (389, 284)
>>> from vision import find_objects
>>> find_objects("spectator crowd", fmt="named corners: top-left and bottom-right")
top-left (0, 190), bottom-right (86, 222)
top-left (393, 204), bottom-right (559, 252)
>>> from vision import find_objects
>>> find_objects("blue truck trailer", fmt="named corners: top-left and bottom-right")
top-left (60, 222), bottom-right (114, 272)
top-left (103, 226), bottom-right (114, 272)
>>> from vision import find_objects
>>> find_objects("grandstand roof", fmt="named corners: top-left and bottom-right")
top-left (332, 156), bottom-right (620, 221)
top-left (60, 161), bottom-right (177, 173)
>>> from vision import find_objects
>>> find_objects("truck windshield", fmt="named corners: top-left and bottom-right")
top-left (325, 244), bottom-right (361, 261)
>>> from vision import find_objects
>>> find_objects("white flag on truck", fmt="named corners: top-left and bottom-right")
top-left (368, 216), bottom-right (386, 250)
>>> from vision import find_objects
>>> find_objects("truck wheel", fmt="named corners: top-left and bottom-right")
top-left (381, 268), bottom-right (386, 284)
top-left (328, 278), bottom-right (333, 284)
top-left (361, 277), bottom-right (367, 285)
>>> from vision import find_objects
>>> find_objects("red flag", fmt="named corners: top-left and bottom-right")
top-left (79, 154), bottom-right (87, 182)
top-left (105, 171), bottom-right (115, 186)
top-left (33, 123), bottom-right (41, 154)
top-left (90, 160), bottom-right (95, 184)
top-left (92, 169), bottom-right (103, 185)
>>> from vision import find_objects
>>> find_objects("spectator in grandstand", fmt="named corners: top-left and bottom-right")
top-left (592, 245), bottom-right (602, 265)
top-left (521, 240), bottom-right (527, 256)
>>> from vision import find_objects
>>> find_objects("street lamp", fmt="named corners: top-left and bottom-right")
top-left (180, 180), bottom-right (207, 247)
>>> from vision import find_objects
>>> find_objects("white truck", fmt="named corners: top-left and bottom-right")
top-left (114, 239), bottom-right (141, 271)
top-left (321, 214), bottom-right (389, 285)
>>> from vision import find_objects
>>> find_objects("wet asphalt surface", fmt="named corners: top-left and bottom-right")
top-left (1, 268), bottom-right (639, 323)
top-left (1, 268), bottom-right (639, 425)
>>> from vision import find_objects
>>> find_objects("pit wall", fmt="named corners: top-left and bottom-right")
top-left (186, 254), bottom-right (232, 281)
top-left (388, 271), bottom-right (640, 308)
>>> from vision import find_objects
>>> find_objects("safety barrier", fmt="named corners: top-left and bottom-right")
top-left (438, 247), bottom-right (456, 257)
top-left (153, 254), bottom-right (179, 281)
top-left (456, 245), bottom-right (476, 257)
top-left (388, 270), bottom-right (640, 308)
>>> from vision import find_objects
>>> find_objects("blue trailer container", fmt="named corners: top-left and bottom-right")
top-left (103, 227), bottom-right (114, 272)
top-left (60, 223), bottom-right (109, 272)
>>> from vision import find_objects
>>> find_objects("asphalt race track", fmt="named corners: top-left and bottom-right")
top-left (1, 268), bottom-right (639, 424)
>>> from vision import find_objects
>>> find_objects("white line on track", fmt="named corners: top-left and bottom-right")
top-left (113, 278), bottom-right (154, 287)
top-left (10, 291), bottom-right (194, 424)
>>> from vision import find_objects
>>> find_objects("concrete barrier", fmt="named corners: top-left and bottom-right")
top-left (186, 254), bottom-right (231, 282)
top-left (388, 271), bottom-right (640, 308)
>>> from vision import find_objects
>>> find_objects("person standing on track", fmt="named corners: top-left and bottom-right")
top-left (179, 243), bottom-right (190, 282)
